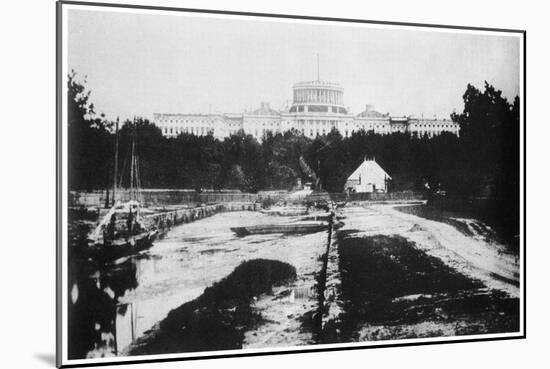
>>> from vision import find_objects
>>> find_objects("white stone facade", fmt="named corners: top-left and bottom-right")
top-left (154, 80), bottom-right (460, 140)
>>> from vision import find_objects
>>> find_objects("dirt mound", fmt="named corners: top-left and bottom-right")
top-left (127, 259), bottom-right (296, 355)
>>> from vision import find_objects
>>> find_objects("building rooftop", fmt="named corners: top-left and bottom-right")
top-left (247, 102), bottom-right (280, 116)
top-left (408, 116), bottom-right (455, 123)
top-left (347, 158), bottom-right (392, 181)
top-left (356, 105), bottom-right (388, 118)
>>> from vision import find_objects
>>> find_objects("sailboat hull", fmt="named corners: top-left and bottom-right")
top-left (87, 230), bottom-right (158, 263)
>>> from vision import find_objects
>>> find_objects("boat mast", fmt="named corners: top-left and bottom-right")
top-left (130, 118), bottom-right (136, 201)
top-left (113, 117), bottom-right (119, 206)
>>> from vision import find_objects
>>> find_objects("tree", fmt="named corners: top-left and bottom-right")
top-left (451, 82), bottom-right (520, 241)
top-left (67, 71), bottom-right (113, 190)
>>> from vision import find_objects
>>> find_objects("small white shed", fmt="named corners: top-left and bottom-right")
top-left (345, 158), bottom-right (391, 193)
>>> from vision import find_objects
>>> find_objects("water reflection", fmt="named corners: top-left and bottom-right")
top-left (68, 254), bottom-right (138, 358)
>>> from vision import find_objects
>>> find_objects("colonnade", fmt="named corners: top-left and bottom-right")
top-left (293, 89), bottom-right (343, 105)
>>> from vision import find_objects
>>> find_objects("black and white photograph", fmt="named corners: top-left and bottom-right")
top-left (56, 1), bottom-right (525, 367)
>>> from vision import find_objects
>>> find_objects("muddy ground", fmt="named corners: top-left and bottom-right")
top-left (69, 203), bottom-right (521, 357)
top-left (321, 204), bottom-right (520, 343)
top-left (325, 233), bottom-right (518, 342)
top-left (69, 211), bottom-right (329, 358)
top-left (127, 259), bottom-right (297, 354)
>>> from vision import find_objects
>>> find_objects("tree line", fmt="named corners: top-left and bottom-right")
top-left (68, 71), bottom-right (519, 231)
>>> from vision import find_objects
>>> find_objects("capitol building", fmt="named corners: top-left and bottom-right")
top-left (153, 79), bottom-right (460, 140)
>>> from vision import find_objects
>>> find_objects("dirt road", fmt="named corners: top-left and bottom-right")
top-left (342, 204), bottom-right (519, 297)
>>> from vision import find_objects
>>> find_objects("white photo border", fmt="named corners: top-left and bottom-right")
top-left (56, 1), bottom-right (526, 367)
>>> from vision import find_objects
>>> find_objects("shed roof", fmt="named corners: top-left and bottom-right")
top-left (347, 158), bottom-right (392, 182)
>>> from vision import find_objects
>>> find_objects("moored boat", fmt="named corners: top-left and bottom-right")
top-left (260, 207), bottom-right (308, 216)
top-left (288, 212), bottom-right (341, 222)
top-left (87, 200), bottom-right (158, 262)
top-left (86, 119), bottom-right (157, 262)
top-left (231, 221), bottom-right (328, 237)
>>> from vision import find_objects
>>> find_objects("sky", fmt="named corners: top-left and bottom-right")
top-left (67, 8), bottom-right (521, 121)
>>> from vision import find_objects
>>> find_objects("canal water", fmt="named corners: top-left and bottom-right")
top-left (68, 211), bottom-right (328, 359)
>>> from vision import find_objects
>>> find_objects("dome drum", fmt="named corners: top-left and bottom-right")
top-left (291, 80), bottom-right (346, 113)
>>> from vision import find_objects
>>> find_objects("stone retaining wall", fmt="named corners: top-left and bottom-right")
top-left (142, 202), bottom-right (259, 233)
